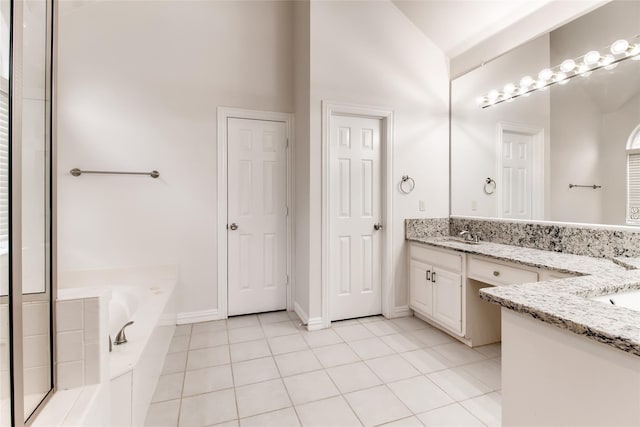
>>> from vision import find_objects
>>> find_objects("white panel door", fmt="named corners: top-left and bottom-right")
top-left (227, 118), bottom-right (287, 316)
top-left (502, 131), bottom-right (533, 219)
top-left (329, 115), bottom-right (382, 321)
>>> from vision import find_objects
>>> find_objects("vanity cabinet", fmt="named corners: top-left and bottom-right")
top-left (409, 245), bottom-right (464, 336)
top-left (408, 241), bottom-right (578, 347)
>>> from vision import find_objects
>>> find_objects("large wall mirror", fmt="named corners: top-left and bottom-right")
top-left (451, 0), bottom-right (640, 226)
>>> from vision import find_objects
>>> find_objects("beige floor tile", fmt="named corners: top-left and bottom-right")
top-left (400, 348), bottom-right (453, 374)
top-left (179, 389), bottom-right (237, 427)
top-left (348, 337), bottom-right (395, 360)
top-left (189, 331), bottom-right (228, 350)
top-left (268, 334), bottom-right (309, 355)
top-left (362, 320), bottom-right (402, 337)
top-left (232, 356), bottom-right (280, 386)
top-left (430, 342), bottom-right (486, 366)
top-left (229, 326), bottom-right (266, 344)
top-left (258, 311), bottom-right (292, 325)
top-left (380, 416), bottom-right (424, 426)
top-left (334, 325), bottom-right (375, 342)
top-left (416, 403), bottom-right (483, 426)
top-left (295, 396), bottom-right (362, 427)
top-left (183, 364), bottom-right (233, 397)
top-left (380, 333), bottom-right (423, 353)
top-left (313, 343), bottom-right (360, 368)
top-left (390, 317), bottom-right (428, 332)
top-left (162, 351), bottom-right (187, 375)
top-left (344, 385), bottom-right (412, 427)
top-left (326, 361), bottom-right (382, 394)
top-left (230, 339), bottom-right (271, 363)
top-left (274, 350), bottom-right (322, 377)
top-left (173, 324), bottom-right (192, 337)
top-left (235, 379), bottom-right (291, 418)
top-left (365, 354), bottom-right (420, 383)
top-left (240, 407), bottom-right (300, 427)
top-left (187, 345), bottom-right (231, 370)
top-left (460, 392), bottom-right (502, 426)
top-left (459, 358), bottom-right (501, 391)
top-left (228, 315), bottom-right (260, 330)
top-left (427, 368), bottom-right (492, 401)
top-left (387, 376), bottom-right (454, 413)
top-left (191, 320), bottom-right (227, 334)
top-left (283, 370), bottom-right (340, 405)
top-left (262, 321), bottom-right (301, 338)
top-left (168, 335), bottom-right (190, 354)
top-left (302, 329), bottom-right (343, 348)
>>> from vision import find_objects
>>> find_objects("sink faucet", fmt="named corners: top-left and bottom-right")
top-left (458, 230), bottom-right (471, 240)
top-left (114, 321), bottom-right (134, 345)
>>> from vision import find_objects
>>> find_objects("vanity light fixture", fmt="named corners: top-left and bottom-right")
top-left (477, 34), bottom-right (640, 108)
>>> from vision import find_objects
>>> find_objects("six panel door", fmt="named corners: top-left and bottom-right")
top-left (227, 118), bottom-right (288, 316)
top-left (329, 114), bottom-right (383, 321)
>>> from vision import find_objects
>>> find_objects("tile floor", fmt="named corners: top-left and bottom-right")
top-left (145, 312), bottom-right (501, 427)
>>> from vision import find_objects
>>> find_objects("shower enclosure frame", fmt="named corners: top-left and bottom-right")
top-left (7, 0), bottom-right (57, 425)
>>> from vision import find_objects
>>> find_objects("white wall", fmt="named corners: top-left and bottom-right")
top-left (451, 36), bottom-right (551, 219)
top-left (57, 1), bottom-right (293, 317)
top-left (304, 0), bottom-right (450, 319)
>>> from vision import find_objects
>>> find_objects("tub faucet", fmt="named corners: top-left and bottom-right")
top-left (114, 321), bottom-right (134, 345)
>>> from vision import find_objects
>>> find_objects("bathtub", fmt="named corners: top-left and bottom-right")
top-left (108, 282), bottom-right (176, 426)
top-left (35, 267), bottom-right (177, 426)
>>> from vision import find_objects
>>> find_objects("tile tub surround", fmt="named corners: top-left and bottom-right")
top-left (405, 218), bottom-right (450, 240)
top-left (448, 216), bottom-right (640, 258)
top-left (145, 313), bottom-right (502, 427)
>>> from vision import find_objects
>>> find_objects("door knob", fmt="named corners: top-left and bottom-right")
top-left (374, 223), bottom-right (383, 231)
top-left (229, 223), bottom-right (238, 231)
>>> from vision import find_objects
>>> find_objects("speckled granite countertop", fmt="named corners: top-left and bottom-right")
top-left (408, 236), bottom-right (628, 276)
top-left (408, 237), bottom-right (640, 356)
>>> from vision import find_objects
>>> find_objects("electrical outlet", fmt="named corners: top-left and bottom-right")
top-left (471, 200), bottom-right (478, 211)
top-left (419, 200), bottom-right (426, 211)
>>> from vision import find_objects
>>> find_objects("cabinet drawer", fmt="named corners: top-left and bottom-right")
top-left (410, 244), bottom-right (462, 273)
top-left (468, 256), bottom-right (538, 286)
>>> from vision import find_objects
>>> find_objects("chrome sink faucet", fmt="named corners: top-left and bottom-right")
top-left (114, 321), bottom-right (134, 345)
top-left (459, 230), bottom-right (471, 240)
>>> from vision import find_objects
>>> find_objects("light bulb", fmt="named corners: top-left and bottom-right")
top-left (538, 68), bottom-right (553, 81)
top-left (584, 50), bottom-right (601, 66)
top-left (601, 54), bottom-right (617, 70)
top-left (556, 72), bottom-right (568, 84)
top-left (629, 44), bottom-right (640, 59)
top-left (488, 90), bottom-right (500, 100)
top-left (535, 80), bottom-right (547, 89)
top-left (577, 63), bottom-right (592, 77)
top-left (520, 76), bottom-right (534, 88)
top-left (610, 39), bottom-right (629, 55)
top-left (560, 59), bottom-right (576, 73)
top-left (518, 86), bottom-right (528, 96)
top-left (503, 83), bottom-right (516, 95)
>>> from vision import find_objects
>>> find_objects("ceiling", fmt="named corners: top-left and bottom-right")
top-left (392, 0), bottom-right (553, 58)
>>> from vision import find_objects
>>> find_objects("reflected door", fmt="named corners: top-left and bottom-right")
top-left (329, 115), bottom-right (382, 321)
top-left (227, 118), bottom-right (288, 316)
top-left (501, 131), bottom-right (533, 219)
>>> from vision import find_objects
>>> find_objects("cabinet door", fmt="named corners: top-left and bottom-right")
top-left (433, 269), bottom-right (462, 334)
top-left (409, 260), bottom-right (433, 316)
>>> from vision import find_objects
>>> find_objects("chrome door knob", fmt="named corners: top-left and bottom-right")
top-left (229, 223), bottom-right (238, 231)
top-left (373, 223), bottom-right (383, 231)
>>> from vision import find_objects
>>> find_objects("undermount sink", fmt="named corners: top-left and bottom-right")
top-left (442, 236), bottom-right (481, 245)
top-left (591, 290), bottom-right (640, 312)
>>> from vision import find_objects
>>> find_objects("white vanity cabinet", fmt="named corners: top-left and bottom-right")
top-left (409, 244), bottom-right (464, 336)
top-left (408, 241), bottom-right (579, 347)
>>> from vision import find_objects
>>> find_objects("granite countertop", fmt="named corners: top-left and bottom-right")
top-left (408, 236), bottom-right (640, 356)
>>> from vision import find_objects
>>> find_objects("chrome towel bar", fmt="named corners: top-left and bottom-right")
top-left (569, 184), bottom-right (601, 189)
top-left (70, 168), bottom-right (160, 178)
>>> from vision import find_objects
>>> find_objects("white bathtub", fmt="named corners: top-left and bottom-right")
top-left (108, 282), bottom-right (176, 426)
top-left (36, 267), bottom-right (177, 427)
top-left (592, 289), bottom-right (640, 312)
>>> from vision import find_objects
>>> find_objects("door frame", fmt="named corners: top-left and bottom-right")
top-left (217, 107), bottom-right (294, 319)
top-left (496, 122), bottom-right (545, 220)
top-left (321, 101), bottom-right (394, 328)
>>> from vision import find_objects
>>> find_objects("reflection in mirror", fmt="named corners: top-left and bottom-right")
top-left (0, 0), bottom-right (10, 424)
top-left (451, 0), bottom-right (640, 226)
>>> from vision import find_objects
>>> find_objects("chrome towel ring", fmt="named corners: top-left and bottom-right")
top-left (399, 175), bottom-right (415, 194)
top-left (484, 177), bottom-right (496, 195)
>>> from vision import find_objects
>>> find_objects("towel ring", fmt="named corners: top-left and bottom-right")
top-left (399, 175), bottom-right (415, 194)
top-left (483, 177), bottom-right (496, 195)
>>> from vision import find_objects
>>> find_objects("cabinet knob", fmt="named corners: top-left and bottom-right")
top-left (493, 271), bottom-right (500, 277)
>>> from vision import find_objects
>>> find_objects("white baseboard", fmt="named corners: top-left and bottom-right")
top-left (176, 309), bottom-right (224, 325)
top-left (294, 301), bottom-right (309, 325)
top-left (306, 317), bottom-right (324, 331)
top-left (390, 305), bottom-right (412, 318)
